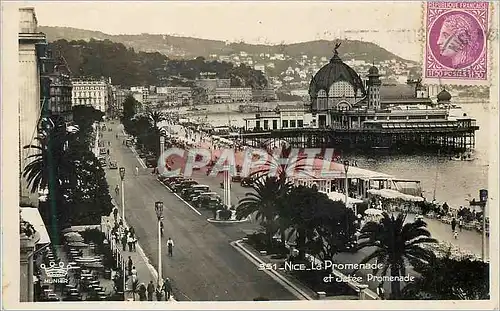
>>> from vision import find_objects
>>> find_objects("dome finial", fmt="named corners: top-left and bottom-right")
top-left (333, 42), bottom-right (341, 56)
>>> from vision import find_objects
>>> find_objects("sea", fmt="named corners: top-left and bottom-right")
top-left (163, 99), bottom-right (494, 210)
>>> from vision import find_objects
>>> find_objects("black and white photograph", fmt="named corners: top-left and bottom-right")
top-left (2, 1), bottom-right (499, 309)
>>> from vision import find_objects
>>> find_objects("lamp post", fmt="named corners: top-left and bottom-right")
top-left (479, 189), bottom-right (488, 261)
top-left (343, 160), bottom-right (350, 209)
top-left (119, 167), bottom-right (126, 221)
top-left (155, 201), bottom-right (164, 284)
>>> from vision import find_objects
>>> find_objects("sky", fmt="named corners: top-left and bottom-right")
top-left (26, 1), bottom-right (423, 61)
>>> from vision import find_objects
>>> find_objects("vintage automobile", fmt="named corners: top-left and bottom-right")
top-left (173, 180), bottom-right (198, 193)
top-left (109, 161), bottom-right (118, 169)
top-left (195, 193), bottom-right (222, 209)
top-left (99, 148), bottom-right (107, 156)
top-left (240, 177), bottom-right (254, 187)
top-left (181, 185), bottom-right (210, 200)
top-left (98, 157), bottom-right (107, 167)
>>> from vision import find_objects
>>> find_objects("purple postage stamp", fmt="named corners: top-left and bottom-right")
top-left (424, 1), bottom-right (490, 84)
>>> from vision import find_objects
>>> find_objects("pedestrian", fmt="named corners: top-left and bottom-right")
top-left (127, 256), bottom-right (133, 275)
top-left (121, 234), bottom-right (128, 251)
top-left (376, 283), bottom-right (385, 300)
top-left (147, 281), bottom-right (155, 301)
top-left (129, 226), bottom-right (135, 237)
top-left (128, 234), bottom-right (134, 252)
top-left (167, 237), bottom-right (174, 257)
top-left (451, 217), bottom-right (457, 232)
top-left (115, 185), bottom-right (120, 198)
top-left (135, 166), bottom-right (139, 176)
top-left (459, 218), bottom-right (463, 232)
top-left (108, 141), bottom-right (111, 146)
top-left (131, 266), bottom-right (137, 277)
top-left (132, 235), bottom-right (137, 252)
top-left (160, 222), bottom-right (164, 237)
top-left (113, 207), bottom-right (118, 222)
top-left (454, 230), bottom-right (459, 239)
top-left (162, 278), bottom-right (172, 301)
top-left (107, 149), bottom-right (110, 155)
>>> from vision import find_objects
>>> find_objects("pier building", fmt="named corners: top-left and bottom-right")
top-left (240, 46), bottom-right (479, 153)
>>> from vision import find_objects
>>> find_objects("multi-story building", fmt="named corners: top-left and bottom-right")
top-left (18, 7), bottom-right (52, 303)
top-left (156, 86), bottom-right (192, 105)
top-left (19, 7), bottom-right (49, 206)
top-left (115, 88), bottom-right (131, 114)
top-left (252, 88), bottom-right (278, 102)
top-left (71, 77), bottom-right (112, 112)
top-left (46, 55), bottom-right (73, 122)
top-left (130, 86), bottom-right (149, 103)
top-left (213, 87), bottom-right (253, 103)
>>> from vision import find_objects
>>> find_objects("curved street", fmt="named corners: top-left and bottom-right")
top-left (102, 122), bottom-right (296, 301)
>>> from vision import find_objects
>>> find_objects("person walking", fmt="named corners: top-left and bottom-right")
top-left (451, 217), bottom-right (457, 232)
top-left (127, 256), bottom-right (133, 276)
top-left (147, 281), bottom-right (155, 301)
top-left (162, 278), bottom-right (172, 301)
top-left (132, 235), bottom-right (137, 252)
top-left (128, 233), bottom-right (134, 252)
top-left (115, 185), bottom-right (120, 198)
top-left (131, 266), bottom-right (137, 278)
top-left (459, 218), bottom-right (463, 232)
top-left (377, 283), bottom-right (385, 300)
top-left (135, 166), bottom-right (139, 176)
top-left (113, 207), bottom-right (118, 222)
top-left (121, 233), bottom-right (128, 252)
top-left (167, 238), bottom-right (174, 257)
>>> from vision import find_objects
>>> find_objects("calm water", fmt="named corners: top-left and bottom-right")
top-left (166, 101), bottom-right (494, 209)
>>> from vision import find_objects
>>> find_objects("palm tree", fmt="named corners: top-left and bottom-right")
top-left (237, 176), bottom-right (291, 247)
top-left (357, 212), bottom-right (437, 299)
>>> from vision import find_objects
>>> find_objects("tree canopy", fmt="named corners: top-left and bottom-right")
top-left (49, 39), bottom-right (268, 88)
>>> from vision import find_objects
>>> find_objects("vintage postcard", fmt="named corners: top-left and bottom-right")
top-left (1, 1), bottom-right (498, 310)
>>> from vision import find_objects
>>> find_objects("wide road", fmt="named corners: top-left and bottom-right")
top-left (102, 122), bottom-right (296, 302)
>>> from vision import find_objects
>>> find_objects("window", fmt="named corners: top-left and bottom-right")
top-left (264, 120), bottom-right (269, 130)
top-left (272, 120), bottom-right (278, 129)
top-left (282, 120), bottom-right (289, 128)
top-left (317, 89), bottom-right (327, 109)
top-left (290, 120), bottom-right (297, 128)
top-left (297, 120), bottom-right (304, 127)
top-left (329, 81), bottom-right (355, 97)
top-left (256, 120), bottom-right (261, 129)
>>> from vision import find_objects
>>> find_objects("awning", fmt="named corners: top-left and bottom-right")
top-left (367, 189), bottom-right (424, 202)
top-left (20, 207), bottom-right (51, 245)
top-left (326, 191), bottom-right (364, 204)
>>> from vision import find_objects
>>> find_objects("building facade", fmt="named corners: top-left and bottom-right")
top-left (156, 86), bottom-right (192, 105)
top-left (252, 88), bottom-right (278, 102)
top-left (71, 77), bottom-right (112, 112)
top-left (214, 87), bottom-right (252, 103)
top-left (19, 7), bottom-right (49, 206)
top-left (47, 55), bottom-right (73, 122)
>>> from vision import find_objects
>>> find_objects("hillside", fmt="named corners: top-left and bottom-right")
top-left (39, 26), bottom-right (413, 63)
top-left (49, 39), bottom-right (267, 88)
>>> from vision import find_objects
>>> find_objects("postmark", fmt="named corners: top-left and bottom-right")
top-left (424, 2), bottom-right (490, 84)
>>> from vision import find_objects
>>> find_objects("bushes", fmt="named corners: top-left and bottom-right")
top-left (246, 232), bottom-right (289, 256)
top-left (218, 209), bottom-right (232, 220)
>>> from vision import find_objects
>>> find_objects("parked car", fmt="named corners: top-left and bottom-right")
top-left (109, 161), bottom-right (118, 169)
top-left (181, 185), bottom-right (210, 200)
top-left (145, 156), bottom-right (157, 168)
top-left (98, 157), bottom-right (107, 167)
top-left (173, 180), bottom-right (198, 192)
top-left (196, 193), bottom-right (222, 209)
top-left (188, 189), bottom-right (207, 201)
top-left (99, 148), bottom-right (107, 155)
top-left (240, 177), bottom-right (254, 187)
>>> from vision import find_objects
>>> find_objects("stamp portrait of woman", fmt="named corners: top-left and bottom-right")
top-left (431, 11), bottom-right (485, 69)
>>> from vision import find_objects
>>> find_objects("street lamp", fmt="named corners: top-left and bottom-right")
top-left (155, 201), bottom-right (164, 284)
top-left (119, 167), bottom-right (126, 222)
top-left (343, 160), bottom-right (350, 209)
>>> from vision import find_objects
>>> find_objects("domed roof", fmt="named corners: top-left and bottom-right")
top-left (368, 65), bottom-right (379, 75)
top-left (309, 48), bottom-right (366, 97)
top-left (437, 89), bottom-right (452, 101)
